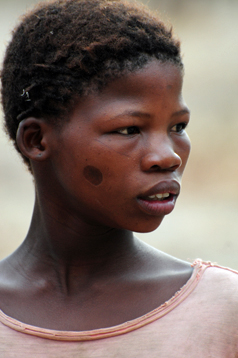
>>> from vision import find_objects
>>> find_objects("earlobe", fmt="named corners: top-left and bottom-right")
top-left (16, 117), bottom-right (50, 161)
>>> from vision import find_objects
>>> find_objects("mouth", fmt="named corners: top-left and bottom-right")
top-left (137, 180), bottom-right (180, 216)
top-left (146, 192), bottom-right (172, 201)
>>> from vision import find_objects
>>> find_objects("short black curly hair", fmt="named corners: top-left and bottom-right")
top-left (1, 0), bottom-right (183, 170)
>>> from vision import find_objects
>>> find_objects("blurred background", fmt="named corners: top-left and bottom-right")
top-left (0, 0), bottom-right (238, 269)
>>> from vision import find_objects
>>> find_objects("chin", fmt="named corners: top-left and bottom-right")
top-left (130, 217), bottom-right (165, 234)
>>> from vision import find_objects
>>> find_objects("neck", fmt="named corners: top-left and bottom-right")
top-left (13, 193), bottom-right (136, 293)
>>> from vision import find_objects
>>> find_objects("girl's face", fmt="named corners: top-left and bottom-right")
top-left (50, 60), bottom-right (191, 233)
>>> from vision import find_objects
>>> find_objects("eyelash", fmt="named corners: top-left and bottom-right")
top-left (114, 122), bottom-right (187, 136)
top-left (171, 122), bottom-right (188, 133)
top-left (116, 126), bottom-right (140, 135)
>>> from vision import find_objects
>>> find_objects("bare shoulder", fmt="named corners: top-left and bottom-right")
top-left (132, 239), bottom-right (194, 302)
top-left (0, 257), bottom-right (12, 280)
top-left (135, 238), bottom-right (193, 277)
top-left (0, 256), bottom-right (19, 291)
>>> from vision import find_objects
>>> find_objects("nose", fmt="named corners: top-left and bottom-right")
top-left (140, 135), bottom-right (182, 172)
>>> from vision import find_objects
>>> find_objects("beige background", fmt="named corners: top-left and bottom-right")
top-left (0, 0), bottom-right (238, 269)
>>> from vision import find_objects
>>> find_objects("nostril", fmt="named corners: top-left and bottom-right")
top-left (148, 164), bottom-right (163, 172)
top-left (149, 164), bottom-right (180, 172)
top-left (169, 163), bottom-right (182, 171)
top-left (140, 150), bottom-right (182, 172)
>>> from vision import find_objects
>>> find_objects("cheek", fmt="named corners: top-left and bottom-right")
top-left (180, 134), bottom-right (191, 168)
top-left (185, 134), bottom-right (191, 157)
top-left (83, 165), bottom-right (103, 186)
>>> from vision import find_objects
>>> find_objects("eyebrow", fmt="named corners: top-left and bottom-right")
top-left (108, 111), bottom-right (151, 121)
top-left (107, 108), bottom-right (190, 121)
top-left (171, 108), bottom-right (190, 117)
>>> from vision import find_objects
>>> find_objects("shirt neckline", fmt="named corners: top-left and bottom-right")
top-left (0, 259), bottom-right (208, 341)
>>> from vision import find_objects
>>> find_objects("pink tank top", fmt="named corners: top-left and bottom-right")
top-left (0, 260), bottom-right (237, 357)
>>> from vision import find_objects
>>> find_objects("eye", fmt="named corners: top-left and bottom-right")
top-left (117, 126), bottom-right (140, 135)
top-left (171, 122), bottom-right (187, 133)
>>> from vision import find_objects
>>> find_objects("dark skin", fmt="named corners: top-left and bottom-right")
top-left (0, 60), bottom-right (192, 331)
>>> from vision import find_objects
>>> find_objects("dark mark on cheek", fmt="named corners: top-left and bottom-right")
top-left (83, 165), bottom-right (103, 186)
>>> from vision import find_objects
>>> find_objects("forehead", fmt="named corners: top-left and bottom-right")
top-left (100, 60), bottom-right (183, 97)
top-left (67, 60), bottom-right (184, 123)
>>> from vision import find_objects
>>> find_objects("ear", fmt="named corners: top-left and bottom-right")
top-left (16, 117), bottom-right (50, 161)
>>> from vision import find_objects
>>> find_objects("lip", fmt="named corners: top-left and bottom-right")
top-left (139, 180), bottom-right (180, 198)
top-left (137, 180), bottom-right (180, 216)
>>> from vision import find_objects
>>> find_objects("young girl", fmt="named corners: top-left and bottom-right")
top-left (0, 0), bottom-right (238, 356)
